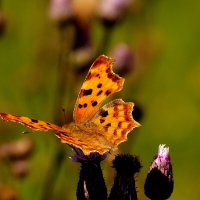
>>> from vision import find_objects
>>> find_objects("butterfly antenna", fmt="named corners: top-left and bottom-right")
top-left (22, 130), bottom-right (33, 134)
top-left (62, 108), bottom-right (67, 124)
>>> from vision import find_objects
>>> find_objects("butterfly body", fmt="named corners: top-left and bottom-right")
top-left (59, 121), bottom-right (113, 153)
top-left (61, 122), bottom-right (107, 145)
top-left (0, 55), bottom-right (140, 155)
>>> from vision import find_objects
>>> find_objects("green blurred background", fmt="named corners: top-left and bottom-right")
top-left (0, 0), bottom-right (200, 199)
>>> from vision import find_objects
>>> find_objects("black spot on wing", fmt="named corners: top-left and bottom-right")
top-left (105, 89), bottom-right (112, 96)
top-left (82, 89), bottom-right (92, 96)
top-left (106, 123), bottom-right (111, 127)
top-left (100, 119), bottom-right (105, 124)
top-left (97, 90), bottom-right (103, 96)
top-left (92, 101), bottom-right (98, 107)
top-left (118, 122), bottom-right (122, 128)
top-left (97, 83), bottom-right (102, 88)
top-left (96, 74), bottom-right (100, 78)
top-left (83, 103), bottom-right (87, 108)
top-left (31, 119), bottom-right (38, 123)
top-left (78, 104), bottom-right (83, 108)
top-left (101, 110), bottom-right (108, 117)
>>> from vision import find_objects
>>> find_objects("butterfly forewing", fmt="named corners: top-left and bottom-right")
top-left (73, 55), bottom-right (124, 124)
top-left (0, 113), bottom-right (66, 133)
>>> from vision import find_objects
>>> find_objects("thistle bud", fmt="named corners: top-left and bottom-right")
top-left (110, 43), bottom-right (134, 75)
top-left (49, 0), bottom-right (74, 24)
top-left (9, 138), bottom-right (33, 160)
top-left (144, 144), bottom-right (174, 200)
top-left (98, 0), bottom-right (133, 26)
top-left (0, 138), bottom-right (33, 160)
top-left (71, 149), bottom-right (107, 200)
top-left (108, 154), bottom-right (141, 200)
top-left (11, 160), bottom-right (29, 178)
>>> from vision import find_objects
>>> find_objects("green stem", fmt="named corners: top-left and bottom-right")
top-left (41, 23), bottom-right (73, 200)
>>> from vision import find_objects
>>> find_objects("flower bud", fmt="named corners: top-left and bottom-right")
top-left (98, 0), bottom-right (133, 26)
top-left (11, 160), bottom-right (29, 178)
top-left (9, 138), bottom-right (33, 160)
top-left (144, 144), bottom-right (174, 200)
top-left (0, 138), bottom-right (33, 160)
top-left (71, 149), bottom-right (107, 200)
top-left (110, 43), bottom-right (134, 75)
top-left (108, 154), bottom-right (141, 200)
top-left (49, 0), bottom-right (74, 24)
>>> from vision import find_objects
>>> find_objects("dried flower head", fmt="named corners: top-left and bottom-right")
top-left (109, 154), bottom-right (141, 200)
top-left (144, 144), bottom-right (174, 200)
top-left (71, 149), bottom-right (107, 200)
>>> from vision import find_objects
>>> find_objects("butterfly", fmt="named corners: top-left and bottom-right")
top-left (0, 55), bottom-right (140, 155)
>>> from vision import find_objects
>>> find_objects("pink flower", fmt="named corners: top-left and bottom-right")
top-left (110, 43), bottom-right (134, 75)
top-left (98, 0), bottom-right (133, 21)
top-left (49, 0), bottom-right (74, 22)
top-left (144, 144), bottom-right (174, 199)
top-left (150, 144), bottom-right (172, 179)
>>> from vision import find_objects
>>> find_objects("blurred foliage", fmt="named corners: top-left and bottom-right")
top-left (0, 0), bottom-right (200, 199)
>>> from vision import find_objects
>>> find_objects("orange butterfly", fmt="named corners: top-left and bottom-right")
top-left (0, 55), bottom-right (140, 155)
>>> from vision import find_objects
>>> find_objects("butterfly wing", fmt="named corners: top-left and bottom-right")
top-left (90, 99), bottom-right (141, 149)
top-left (55, 131), bottom-right (110, 155)
top-left (0, 112), bottom-right (106, 154)
top-left (0, 113), bottom-right (66, 133)
top-left (73, 55), bottom-right (124, 124)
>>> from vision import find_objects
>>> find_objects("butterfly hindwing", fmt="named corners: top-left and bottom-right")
top-left (0, 113), bottom-right (66, 133)
top-left (90, 99), bottom-right (141, 148)
top-left (73, 55), bottom-right (124, 124)
top-left (55, 131), bottom-right (109, 155)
